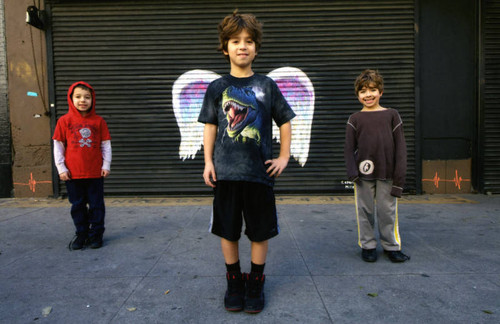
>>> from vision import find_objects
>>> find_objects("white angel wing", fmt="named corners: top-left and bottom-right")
top-left (172, 70), bottom-right (221, 160)
top-left (267, 67), bottom-right (315, 167)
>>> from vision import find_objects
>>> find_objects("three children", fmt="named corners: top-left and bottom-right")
top-left (51, 11), bottom-right (410, 315)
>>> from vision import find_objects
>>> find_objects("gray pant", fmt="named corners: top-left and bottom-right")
top-left (354, 179), bottom-right (401, 251)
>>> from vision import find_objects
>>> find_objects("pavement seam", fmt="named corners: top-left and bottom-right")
top-left (0, 207), bottom-right (47, 223)
top-left (281, 213), bottom-right (335, 323)
top-left (107, 206), bottom-right (199, 323)
top-left (0, 246), bottom-right (46, 273)
top-left (0, 195), bottom-right (479, 208)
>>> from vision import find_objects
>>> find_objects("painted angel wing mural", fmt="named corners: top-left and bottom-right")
top-left (172, 69), bottom-right (221, 160)
top-left (268, 67), bottom-right (315, 167)
top-left (172, 67), bottom-right (314, 166)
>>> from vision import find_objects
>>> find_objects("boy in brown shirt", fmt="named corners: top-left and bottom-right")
top-left (344, 69), bottom-right (410, 263)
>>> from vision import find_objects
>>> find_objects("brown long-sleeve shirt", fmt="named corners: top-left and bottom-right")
top-left (344, 108), bottom-right (407, 197)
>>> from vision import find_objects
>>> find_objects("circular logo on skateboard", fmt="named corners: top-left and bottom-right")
top-left (359, 160), bottom-right (374, 175)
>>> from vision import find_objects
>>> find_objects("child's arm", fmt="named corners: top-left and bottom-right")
top-left (101, 140), bottom-right (112, 178)
top-left (344, 120), bottom-right (360, 184)
top-left (53, 140), bottom-right (71, 181)
top-left (266, 121), bottom-right (291, 177)
top-left (391, 119), bottom-right (407, 197)
top-left (203, 123), bottom-right (217, 188)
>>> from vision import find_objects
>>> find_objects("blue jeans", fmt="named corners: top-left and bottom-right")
top-left (65, 178), bottom-right (105, 237)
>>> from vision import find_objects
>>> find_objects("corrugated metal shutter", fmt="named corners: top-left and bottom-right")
top-left (482, 0), bottom-right (500, 193)
top-left (47, 0), bottom-right (416, 196)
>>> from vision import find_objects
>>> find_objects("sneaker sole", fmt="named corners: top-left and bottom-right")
top-left (388, 257), bottom-right (410, 263)
top-left (384, 251), bottom-right (410, 262)
top-left (243, 297), bottom-right (265, 314)
top-left (362, 257), bottom-right (377, 262)
top-left (244, 308), bottom-right (264, 314)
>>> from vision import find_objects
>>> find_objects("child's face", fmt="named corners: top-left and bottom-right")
top-left (72, 87), bottom-right (92, 113)
top-left (357, 84), bottom-right (383, 109)
top-left (224, 29), bottom-right (257, 70)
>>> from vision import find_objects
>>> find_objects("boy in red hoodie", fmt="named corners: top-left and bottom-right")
top-left (53, 81), bottom-right (112, 250)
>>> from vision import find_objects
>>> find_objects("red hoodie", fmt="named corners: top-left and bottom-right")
top-left (52, 81), bottom-right (111, 179)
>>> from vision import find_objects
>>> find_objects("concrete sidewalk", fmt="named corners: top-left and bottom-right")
top-left (0, 194), bottom-right (499, 323)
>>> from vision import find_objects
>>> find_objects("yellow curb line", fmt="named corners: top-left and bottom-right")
top-left (0, 195), bottom-right (478, 208)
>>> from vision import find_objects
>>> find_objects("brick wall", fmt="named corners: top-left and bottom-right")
top-left (4, 0), bottom-right (52, 197)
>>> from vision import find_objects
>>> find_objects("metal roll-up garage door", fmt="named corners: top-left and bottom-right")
top-left (47, 0), bottom-right (416, 196)
top-left (482, 0), bottom-right (500, 193)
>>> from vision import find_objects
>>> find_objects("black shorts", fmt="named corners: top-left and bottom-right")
top-left (210, 181), bottom-right (279, 242)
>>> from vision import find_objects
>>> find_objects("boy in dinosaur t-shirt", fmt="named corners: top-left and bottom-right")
top-left (198, 10), bottom-right (295, 313)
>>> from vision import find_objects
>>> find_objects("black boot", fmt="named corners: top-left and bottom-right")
top-left (224, 271), bottom-right (245, 312)
top-left (244, 272), bottom-right (265, 313)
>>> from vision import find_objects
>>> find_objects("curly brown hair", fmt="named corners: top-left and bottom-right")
top-left (354, 69), bottom-right (384, 95)
top-left (217, 9), bottom-right (263, 61)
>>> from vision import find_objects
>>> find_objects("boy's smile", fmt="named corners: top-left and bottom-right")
top-left (224, 29), bottom-right (257, 74)
top-left (72, 87), bottom-right (92, 113)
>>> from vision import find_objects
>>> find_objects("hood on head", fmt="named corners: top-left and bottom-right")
top-left (67, 81), bottom-right (96, 117)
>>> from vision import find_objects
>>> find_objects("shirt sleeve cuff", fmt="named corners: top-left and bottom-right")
top-left (390, 186), bottom-right (403, 198)
top-left (102, 160), bottom-right (111, 171)
top-left (55, 163), bottom-right (69, 175)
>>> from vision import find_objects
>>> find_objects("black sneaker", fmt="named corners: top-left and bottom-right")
top-left (361, 248), bottom-right (377, 262)
top-left (89, 235), bottom-right (103, 249)
top-left (385, 250), bottom-right (410, 263)
top-left (70, 233), bottom-right (88, 250)
top-left (224, 271), bottom-right (245, 312)
top-left (244, 272), bottom-right (265, 313)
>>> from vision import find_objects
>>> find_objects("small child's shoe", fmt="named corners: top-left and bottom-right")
top-left (89, 235), bottom-right (103, 249)
top-left (70, 233), bottom-right (88, 250)
top-left (384, 250), bottom-right (410, 262)
top-left (361, 248), bottom-right (377, 262)
top-left (224, 271), bottom-right (245, 312)
top-left (244, 272), bottom-right (265, 313)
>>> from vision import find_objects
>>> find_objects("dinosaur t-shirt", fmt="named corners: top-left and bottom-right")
top-left (198, 73), bottom-right (296, 187)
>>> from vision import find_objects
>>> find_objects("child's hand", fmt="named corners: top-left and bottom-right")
top-left (101, 169), bottom-right (110, 178)
top-left (265, 156), bottom-right (289, 178)
top-left (203, 162), bottom-right (217, 188)
top-left (59, 171), bottom-right (71, 181)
